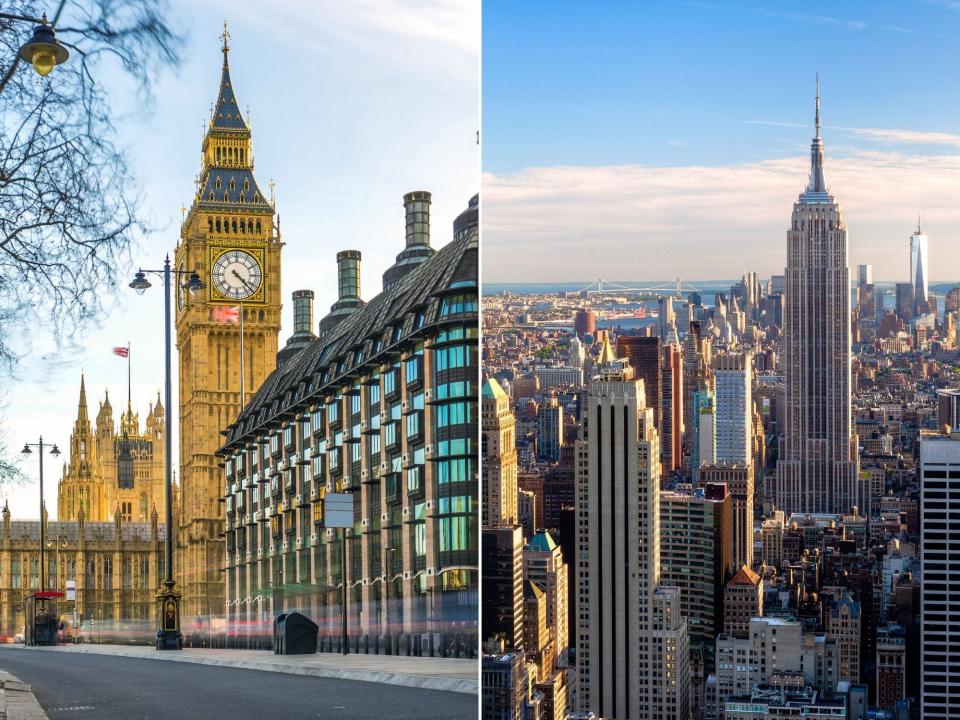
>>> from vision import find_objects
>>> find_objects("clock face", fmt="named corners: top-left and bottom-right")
top-left (212, 250), bottom-right (262, 300)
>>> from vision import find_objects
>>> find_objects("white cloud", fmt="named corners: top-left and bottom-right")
top-left (211, 0), bottom-right (478, 72)
top-left (482, 151), bottom-right (960, 283)
top-left (844, 127), bottom-right (960, 147)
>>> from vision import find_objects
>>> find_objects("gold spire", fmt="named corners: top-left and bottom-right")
top-left (220, 19), bottom-right (230, 57)
top-left (597, 335), bottom-right (616, 366)
top-left (77, 372), bottom-right (89, 424)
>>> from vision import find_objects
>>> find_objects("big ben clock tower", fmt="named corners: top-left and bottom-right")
top-left (174, 25), bottom-right (281, 619)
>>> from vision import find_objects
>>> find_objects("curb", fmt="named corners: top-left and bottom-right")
top-left (22, 646), bottom-right (476, 696)
top-left (0, 670), bottom-right (48, 720)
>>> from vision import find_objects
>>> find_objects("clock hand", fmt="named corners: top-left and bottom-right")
top-left (231, 268), bottom-right (255, 292)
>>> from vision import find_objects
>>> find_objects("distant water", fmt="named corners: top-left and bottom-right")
top-left (484, 280), bottom-right (738, 296)
top-left (485, 280), bottom-right (959, 296)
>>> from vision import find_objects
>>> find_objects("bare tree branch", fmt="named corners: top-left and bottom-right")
top-left (0, 0), bottom-right (184, 378)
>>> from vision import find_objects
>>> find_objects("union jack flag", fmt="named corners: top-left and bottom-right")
top-left (112, 346), bottom-right (129, 358)
top-left (210, 305), bottom-right (241, 324)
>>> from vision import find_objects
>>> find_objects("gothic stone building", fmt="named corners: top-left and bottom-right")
top-left (0, 505), bottom-right (164, 637)
top-left (57, 374), bottom-right (166, 524)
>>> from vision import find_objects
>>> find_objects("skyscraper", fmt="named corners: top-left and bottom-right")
top-left (660, 485), bottom-right (733, 648)
top-left (714, 354), bottom-right (752, 466)
top-left (857, 263), bottom-right (872, 287)
top-left (537, 395), bottom-right (564, 462)
top-left (662, 339), bottom-right (683, 474)
top-left (919, 428), bottom-right (960, 719)
top-left (616, 335), bottom-right (662, 435)
top-left (575, 347), bottom-right (689, 720)
top-left (690, 389), bottom-right (715, 480)
top-left (524, 530), bottom-right (570, 658)
top-left (483, 378), bottom-right (519, 526)
top-left (775, 82), bottom-right (859, 516)
top-left (483, 525), bottom-right (525, 650)
top-left (658, 295), bottom-right (675, 340)
top-left (910, 223), bottom-right (929, 313)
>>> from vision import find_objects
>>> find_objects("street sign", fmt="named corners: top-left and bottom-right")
top-left (324, 492), bottom-right (354, 528)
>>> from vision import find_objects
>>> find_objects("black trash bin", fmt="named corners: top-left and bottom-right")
top-left (274, 611), bottom-right (318, 655)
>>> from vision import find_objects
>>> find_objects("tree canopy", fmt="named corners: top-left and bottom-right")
top-left (0, 0), bottom-right (183, 377)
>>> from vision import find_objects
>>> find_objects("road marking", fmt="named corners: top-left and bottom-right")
top-left (49, 706), bottom-right (95, 713)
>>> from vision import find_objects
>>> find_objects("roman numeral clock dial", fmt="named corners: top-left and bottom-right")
top-left (212, 250), bottom-right (262, 300)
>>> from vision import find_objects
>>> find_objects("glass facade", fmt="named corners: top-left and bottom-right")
top-left (221, 210), bottom-right (478, 657)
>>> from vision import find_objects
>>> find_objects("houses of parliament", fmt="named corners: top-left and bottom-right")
top-left (0, 375), bottom-right (166, 635)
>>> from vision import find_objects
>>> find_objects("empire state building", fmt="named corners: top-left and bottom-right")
top-left (775, 82), bottom-right (860, 515)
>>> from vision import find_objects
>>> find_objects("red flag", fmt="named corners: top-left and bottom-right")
top-left (211, 305), bottom-right (240, 324)
top-left (112, 346), bottom-right (129, 358)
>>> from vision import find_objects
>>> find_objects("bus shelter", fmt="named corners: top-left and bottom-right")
top-left (25, 591), bottom-right (65, 646)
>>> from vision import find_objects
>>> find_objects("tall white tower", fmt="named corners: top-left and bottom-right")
top-left (775, 80), bottom-right (860, 515)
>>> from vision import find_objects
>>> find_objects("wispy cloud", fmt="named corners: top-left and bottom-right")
top-left (483, 152), bottom-right (960, 283)
top-left (844, 127), bottom-right (960, 147)
top-left (688, 2), bottom-right (928, 36)
top-left (211, 0), bottom-right (478, 72)
top-left (745, 122), bottom-right (960, 149)
top-left (745, 120), bottom-right (807, 129)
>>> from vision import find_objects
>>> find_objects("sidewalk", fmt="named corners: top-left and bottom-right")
top-left (22, 644), bottom-right (477, 695)
top-left (0, 670), bottom-right (47, 720)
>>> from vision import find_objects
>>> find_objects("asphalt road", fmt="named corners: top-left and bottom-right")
top-left (0, 647), bottom-right (476, 720)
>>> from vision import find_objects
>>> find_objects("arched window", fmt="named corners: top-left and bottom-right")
top-left (224, 192), bottom-right (229, 202)
top-left (256, 220), bottom-right (262, 234)
top-left (215, 177), bottom-right (221, 190)
top-left (259, 310), bottom-right (264, 321)
top-left (216, 218), bottom-right (222, 233)
top-left (232, 219), bottom-right (238, 233)
top-left (240, 219), bottom-right (246, 234)
top-left (230, 179), bottom-right (236, 191)
top-left (215, 147), bottom-right (221, 162)
top-left (209, 191), bottom-right (215, 201)
top-left (208, 218), bottom-right (213, 233)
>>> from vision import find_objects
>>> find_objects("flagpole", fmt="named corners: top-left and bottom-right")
top-left (239, 303), bottom-right (245, 411)
top-left (127, 341), bottom-right (132, 408)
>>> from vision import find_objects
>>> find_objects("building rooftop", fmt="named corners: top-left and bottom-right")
top-left (728, 565), bottom-right (761, 586)
top-left (526, 530), bottom-right (558, 553)
top-left (222, 213), bottom-right (477, 449)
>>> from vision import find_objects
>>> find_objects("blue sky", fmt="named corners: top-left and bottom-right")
top-left (483, 0), bottom-right (960, 282)
top-left (3, 0), bottom-right (478, 517)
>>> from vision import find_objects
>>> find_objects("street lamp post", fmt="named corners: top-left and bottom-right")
top-left (129, 254), bottom-right (204, 651)
top-left (382, 546), bottom-right (396, 654)
top-left (0, 11), bottom-right (70, 79)
top-left (21, 438), bottom-right (60, 603)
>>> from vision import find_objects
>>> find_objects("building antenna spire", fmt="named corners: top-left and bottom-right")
top-left (815, 72), bottom-right (821, 139)
top-left (917, 210), bottom-right (922, 234)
